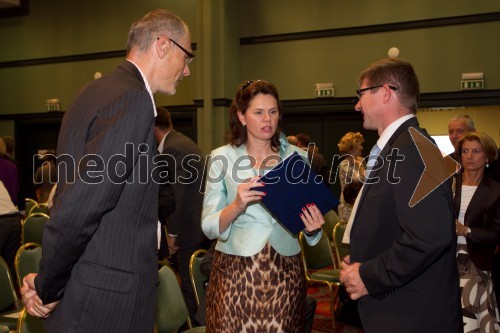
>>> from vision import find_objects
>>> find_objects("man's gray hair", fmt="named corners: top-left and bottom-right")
top-left (127, 9), bottom-right (188, 54)
top-left (448, 114), bottom-right (475, 131)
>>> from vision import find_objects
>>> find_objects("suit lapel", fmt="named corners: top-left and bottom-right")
top-left (358, 118), bottom-right (419, 204)
top-left (463, 177), bottom-right (490, 226)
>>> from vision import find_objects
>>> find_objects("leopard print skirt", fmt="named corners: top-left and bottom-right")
top-left (205, 243), bottom-right (306, 333)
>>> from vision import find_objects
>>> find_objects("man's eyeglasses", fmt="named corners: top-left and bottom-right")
top-left (356, 85), bottom-right (398, 99)
top-left (157, 37), bottom-right (195, 65)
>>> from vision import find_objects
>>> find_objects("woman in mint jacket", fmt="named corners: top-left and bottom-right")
top-left (202, 80), bottom-right (325, 333)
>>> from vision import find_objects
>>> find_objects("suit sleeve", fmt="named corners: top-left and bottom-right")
top-left (35, 90), bottom-right (154, 304)
top-left (158, 183), bottom-right (175, 225)
top-left (358, 135), bottom-right (455, 298)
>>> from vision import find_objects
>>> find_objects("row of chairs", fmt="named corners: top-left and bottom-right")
top-left (0, 243), bottom-right (42, 333)
top-left (24, 200), bottom-right (50, 218)
top-left (0, 244), bottom-right (209, 333)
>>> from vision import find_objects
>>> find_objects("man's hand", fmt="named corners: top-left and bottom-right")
top-left (339, 255), bottom-right (369, 300)
top-left (167, 235), bottom-right (179, 254)
top-left (21, 273), bottom-right (59, 318)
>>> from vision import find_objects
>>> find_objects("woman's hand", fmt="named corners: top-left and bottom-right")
top-left (233, 176), bottom-right (266, 213)
top-left (300, 203), bottom-right (325, 233)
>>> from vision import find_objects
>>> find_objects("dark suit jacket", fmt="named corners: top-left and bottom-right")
top-left (158, 129), bottom-right (207, 248)
top-left (454, 173), bottom-right (500, 270)
top-left (35, 60), bottom-right (159, 333)
top-left (350, 117), bottom-right (462, 333)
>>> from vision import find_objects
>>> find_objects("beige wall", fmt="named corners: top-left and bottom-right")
top-left (0, 0), bottom-right (499, 152)
top-left (417, 106), bottom-right (500, 146)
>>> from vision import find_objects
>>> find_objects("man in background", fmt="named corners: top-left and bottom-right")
top-left (154, 106), bottom-right (209, 323)
top-left (448, 114), bottom-right (475, 160)
top-left (21, 9), bottom-right (194, 332)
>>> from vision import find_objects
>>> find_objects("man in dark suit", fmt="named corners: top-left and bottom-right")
top-left (340, 58), bottom-right (462, 333)
top-left (20, 9), bottom-right (195, 332)
top-left (154, 106), bottom-right (209, 323)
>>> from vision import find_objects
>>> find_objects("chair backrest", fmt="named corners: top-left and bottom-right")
top-left (322, 210), bottom-right (339, 243)
top-left (24, 199), bottom-right (37, 217)
top-left (156, 264), bottom-right (191, 333)
top-left (14, 243), bottom-right (42, 288)
top-left (0, 257), bottom-right (19, 312)
top-left (333, 223), bottom-right (349, 268)
top-left (22, 213), bottom-right (49, 245)
top-left (28, 204), bottom-right (50, 216)
top-left (189, 249), bottom-right (208, 306)
top-left (16, 307), bottom-right (46, 333)
top-left (299, 231), bottom-right (336, 271)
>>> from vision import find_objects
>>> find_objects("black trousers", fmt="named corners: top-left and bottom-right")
top-left (0, 213), bottom-right (21, 276)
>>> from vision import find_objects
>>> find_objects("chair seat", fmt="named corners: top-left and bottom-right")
top-left (311, 269), bottom-right (340, 282)
top-left (0, 312), bottom-right (19, 329)
top-left (185, 326), bottom-right (206, 332)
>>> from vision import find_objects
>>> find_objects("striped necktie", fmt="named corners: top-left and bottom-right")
top-left (366, 144), bottom-right (381, 172)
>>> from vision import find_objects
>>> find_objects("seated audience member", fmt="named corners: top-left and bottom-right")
top-left (33, 151), bottom-right (57, 203)
top-left (287, 135), bottom-right (299, 146)
top-left (454, 131), bottom-right (500, 333)
top-left (0, 180), bottom-right (21, 276)
top-left (1, 136), bottom-right (26, 214)
top-left (0, 137), bottom-right (19, 206)
top-left (336, 132), bottom-right (365, 223)
top-left (195, 241), bottom-right (318, 333)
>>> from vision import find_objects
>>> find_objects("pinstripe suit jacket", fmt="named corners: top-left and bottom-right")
top-left (35, 61), bottom-right (159, 333)
top-left (350, 118), bottom-right (462, 333)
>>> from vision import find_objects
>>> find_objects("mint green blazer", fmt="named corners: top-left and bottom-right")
top-left (202, 134), bottom-right (321, 257)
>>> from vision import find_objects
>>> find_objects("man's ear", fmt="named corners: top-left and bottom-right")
top-left (156, 37), bottom-right (168, 59)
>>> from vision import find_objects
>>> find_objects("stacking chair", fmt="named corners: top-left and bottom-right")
top-left (0, 257), bottom-right (22, 331)
top-left (299, 231), bottom-right (341, 331)
top-left (155, 264), bottom-right (206, 333)
top-left (322, 210), bottom-right (339, 251)
top-left (15, 307), bottom-right (46, 333)
top-left (24, 199), bottom-right (37, 218)
top-left (14, 243), bottom-right (42, 288)
top-left (333, 222), bottom-right (349, 268)
top-left (189, 249), bottom-right (208, 306)
top-left (28, 203), bottom-right (50, 216)
top-left (22, 213), bottom-right (49, 245)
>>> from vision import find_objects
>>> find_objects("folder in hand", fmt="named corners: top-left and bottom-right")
top-left (256, 151), bottom-right (339, 235)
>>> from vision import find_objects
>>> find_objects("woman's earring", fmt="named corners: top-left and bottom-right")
top-left (486, 161), bottom-right (489, 168)
top-left (242, 123), bottom-right (246, 128)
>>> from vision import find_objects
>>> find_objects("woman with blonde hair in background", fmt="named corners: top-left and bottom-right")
top-left (454, 131), bottom-right (500, 333)
top-left (337, 132), bottom-right (365, 223)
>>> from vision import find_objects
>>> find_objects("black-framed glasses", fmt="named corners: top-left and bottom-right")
top-left (157, 36), bottom-right (195, 65)
top-left (356, 85), bottom-right (398, 99)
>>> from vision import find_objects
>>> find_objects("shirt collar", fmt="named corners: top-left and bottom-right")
top-left (377, 114), bottom-right (415, 150)
top-left (126, 59), bottom-right (157, 117)
top-left (157, 130), bottom-right (172, 153)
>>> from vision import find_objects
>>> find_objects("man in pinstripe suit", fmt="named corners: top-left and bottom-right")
top-left (20, 9), bottom-right (195, 332)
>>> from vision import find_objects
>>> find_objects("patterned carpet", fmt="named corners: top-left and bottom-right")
top-left (307, 284), bottom-right (364, 333)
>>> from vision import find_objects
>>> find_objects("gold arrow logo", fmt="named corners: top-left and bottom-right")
top-left (408, 127), bottom-right (459, 207)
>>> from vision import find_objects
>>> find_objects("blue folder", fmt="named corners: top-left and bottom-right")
top-left (256, 151), bottom-right (339, 235)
